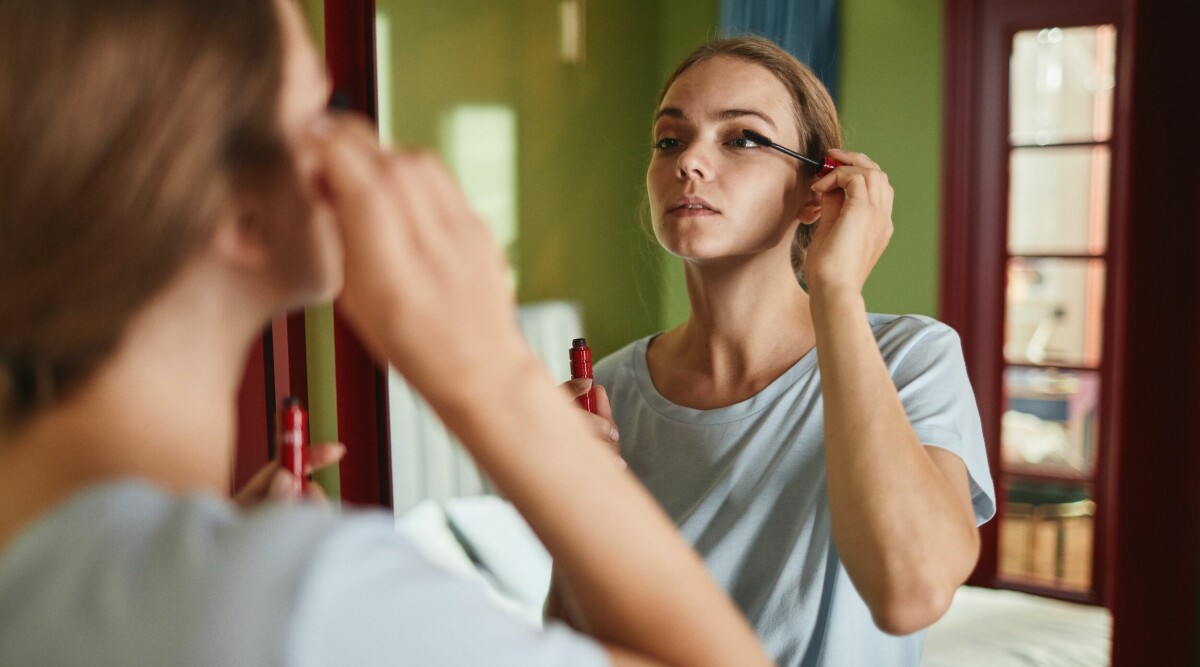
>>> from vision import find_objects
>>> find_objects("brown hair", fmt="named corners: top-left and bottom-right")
top-left (0, 0), bottom-right (288, 429)
top-left (657, 36), bottom-right (842, 280)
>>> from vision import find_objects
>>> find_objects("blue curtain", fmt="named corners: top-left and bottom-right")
top-left (720, 0), bottom-right (840, 102)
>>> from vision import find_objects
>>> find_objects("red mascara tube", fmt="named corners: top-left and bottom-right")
top-left (278, 396), bottom-right (308, 498)
top-left (569, 338), bottom-right (597, 414)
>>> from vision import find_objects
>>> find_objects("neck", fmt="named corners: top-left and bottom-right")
top-left (671, 249), bottom-right (815, 378)
top-left (0, 260), bottom-right (270, 547)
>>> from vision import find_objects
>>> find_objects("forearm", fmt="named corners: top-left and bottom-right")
top-left (419, 343), bottom-right (770, 667)
top-left (809, 289), bottom-right (978, 632)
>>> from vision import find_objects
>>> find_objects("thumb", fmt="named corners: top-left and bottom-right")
top-left (267, 469), bottom-right (299, 502)
top-left (562, 377), bottom-right (593, 399)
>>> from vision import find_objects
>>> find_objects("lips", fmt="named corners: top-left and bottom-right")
top-left (667, 195), bottom-right (718, 214)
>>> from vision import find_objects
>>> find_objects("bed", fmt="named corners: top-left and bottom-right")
top-left (394, 495), bottom-right (1112, 666)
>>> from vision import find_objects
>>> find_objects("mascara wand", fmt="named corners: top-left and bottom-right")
top-left (742, 129), bottom-right (841, 178)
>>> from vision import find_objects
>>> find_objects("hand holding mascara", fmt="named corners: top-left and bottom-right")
top-left (742, 129), bottom-right (841, 178)
top-left (278, 396), bottom-right (309, 498)
top-left (569, 338), bottom-right (597, 414)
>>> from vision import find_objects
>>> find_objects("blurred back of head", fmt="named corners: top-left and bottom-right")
top-left (0, 0), bottom-right (286, 430)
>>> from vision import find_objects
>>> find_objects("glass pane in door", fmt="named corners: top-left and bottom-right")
top-left (999, 478), bottom-right (1094, 591)
top-left (1010, 25), bottom-right (1117, 145)
top-left (1002, 367), bottom-right (1100, 476)
top-left (1005, 258), bottom-right (1105, 367)
top-left (1008, 146), bottom-right (1110, 255)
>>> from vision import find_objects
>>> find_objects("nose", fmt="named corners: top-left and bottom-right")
top-left (676, 143), bottom-right (712, 182)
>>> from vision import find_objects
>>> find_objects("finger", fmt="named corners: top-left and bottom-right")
top-left (267, 469), bottom-right (299, 502)
top-left (812, 167), bottom-right (870, 202)
top-left (314, 115), bottom-right (389, 190)
top-left (304, 481), bottom-right (330, 508)
top-left (386, 152), bottom-right (450, 255)
top-left (417, 153), bottom-right (488, 237)
top-left (585, 411), bottom-right (620, 444)
top-left (826, 147), bottom-right (880, 171)
top-left (305, 442), bottom-right (347, 474)
top-left (594, 385), bottom-right (614, 422)
top-left (561, 377), bottom-right (593, 399)
top-left (234, 460), bottom-right (282, 506)
top-left (315, 118), bottom-right (405, 239)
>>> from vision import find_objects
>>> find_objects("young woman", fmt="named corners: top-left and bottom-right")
top-left (0, 1), bottom-right (772, 665)
top-left (551, 37), bottom-right (996, 666)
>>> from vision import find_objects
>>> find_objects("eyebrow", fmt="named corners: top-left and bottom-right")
top-left (654, 107), bottom-right (779, 131)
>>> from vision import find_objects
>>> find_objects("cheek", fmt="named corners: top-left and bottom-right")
top-left (646, 161), bottom-right (672, 206)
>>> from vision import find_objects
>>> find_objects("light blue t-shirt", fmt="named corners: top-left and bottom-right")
top-left (595, 313), bottom-right (996, 667)
top-left (0, 482), bottom-right (608, 666)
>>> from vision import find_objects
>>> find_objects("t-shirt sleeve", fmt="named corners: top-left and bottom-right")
top-left (886, 322), bottom-right (996, 525)
top-left (288, 517), bottom-right (610, 667)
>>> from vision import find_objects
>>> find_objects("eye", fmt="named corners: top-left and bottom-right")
top-left (728, 136), bottom-right (761, 149)
top-left (653, 137), bottom-right (682, 150)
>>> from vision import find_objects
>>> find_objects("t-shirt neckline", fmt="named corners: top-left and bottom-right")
top-left (631, 335), bottom-right (819, 425)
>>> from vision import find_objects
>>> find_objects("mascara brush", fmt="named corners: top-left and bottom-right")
top-left (742, 129), bottom-right (841, 178)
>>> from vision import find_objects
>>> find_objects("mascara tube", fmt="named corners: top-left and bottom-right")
top-left (278, 396), bottom-right (309, 498)
top-left (569, 338), bottom-right (597, 414)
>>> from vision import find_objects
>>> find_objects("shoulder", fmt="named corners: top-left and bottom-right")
top-left (593, 335), bottom-right (653, 386)
top-left (868, 313), bottom-right (962, 359)
top-left (0, 482), bottom-right (407, 664)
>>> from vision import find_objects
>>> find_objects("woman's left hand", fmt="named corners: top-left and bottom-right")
top-left (803, 149), bottom-right (895, 298)
top-left (233, 442), bottom-right (346, 508)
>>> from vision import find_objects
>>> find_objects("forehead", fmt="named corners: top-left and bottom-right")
top-left (658, 56), bottom-right (795, 124)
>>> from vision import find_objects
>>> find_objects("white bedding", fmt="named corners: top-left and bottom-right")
top-left (921, 586), bottom-right (1111, 667)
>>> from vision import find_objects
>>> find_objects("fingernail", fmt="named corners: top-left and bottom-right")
top-left (609, 426), bottom-right (620, 442)
top-left (268, 471), bottom-right (293, 500)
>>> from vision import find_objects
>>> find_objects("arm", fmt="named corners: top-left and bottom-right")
top-left (544, 381), bottom-right (622, 633)
top-left (314, 115), bottom-right (770, 667)
top-left (806, 150), bottom-right (980, 636)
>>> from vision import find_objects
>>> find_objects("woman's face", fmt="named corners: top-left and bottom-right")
top-left (648, 57), bottom-right (812, 267)
top-left (262, 0), bottom-right (342, 307)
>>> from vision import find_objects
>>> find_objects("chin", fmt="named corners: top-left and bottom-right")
top-left (655, 221), bottom-right (726, 261)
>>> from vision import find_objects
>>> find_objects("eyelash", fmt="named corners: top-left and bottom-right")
top-left (651, 136), bottom-right (762, 151)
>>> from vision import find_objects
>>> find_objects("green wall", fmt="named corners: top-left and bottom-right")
top-left (840, 0), bottom-right (943, 317)
top-left (374, 0), bottom-right (668, 358)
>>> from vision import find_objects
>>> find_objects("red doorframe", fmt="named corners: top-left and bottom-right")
top-left (942, 0), bottom-right (1200, 663)
top-left (235, 0), bottom-right (390, 507)
top-left (323, 0), bottom-right (392, 509)
top-left (233, 314), bottom-right (308, 493)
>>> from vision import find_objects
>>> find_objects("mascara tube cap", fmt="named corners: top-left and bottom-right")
top-left (817, 157), bottom-right (841, 178)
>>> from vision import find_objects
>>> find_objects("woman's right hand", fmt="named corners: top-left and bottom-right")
top-left (311, 114), bottom-right (533, 407)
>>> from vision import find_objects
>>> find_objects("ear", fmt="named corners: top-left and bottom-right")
top-left (210, 206), bottom-right (270, 271)
top-left (794, 184), bottom-right (822, 226)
